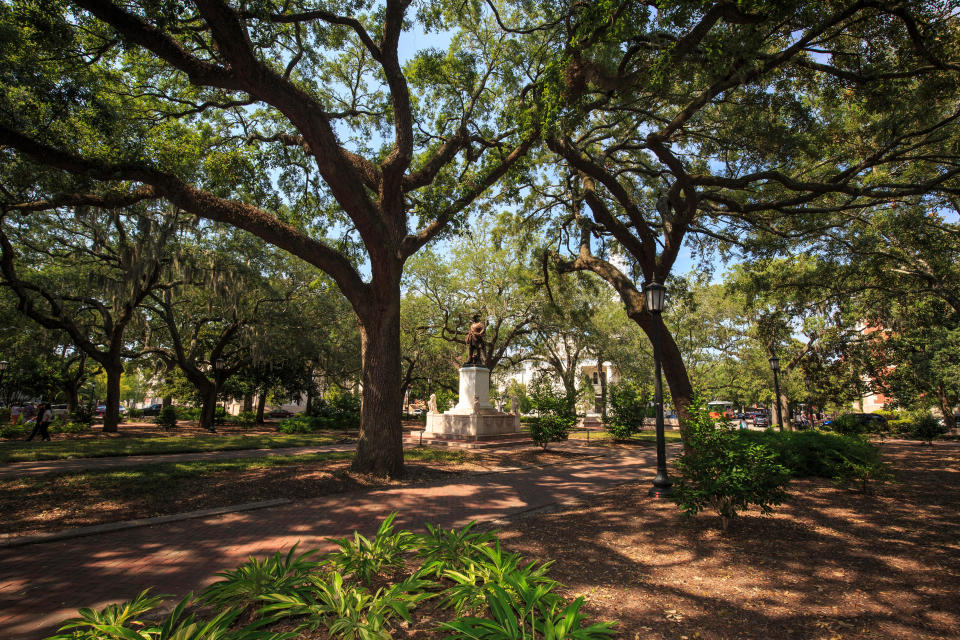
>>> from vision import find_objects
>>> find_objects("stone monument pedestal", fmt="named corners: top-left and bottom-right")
top-left (423, 366), bottom-right (521, 441)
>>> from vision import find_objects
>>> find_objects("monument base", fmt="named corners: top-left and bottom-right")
top-left (423, 365), bottom-right (522, 441)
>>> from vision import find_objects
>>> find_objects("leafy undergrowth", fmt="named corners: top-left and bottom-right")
top-left (46, 515), bottom-right (616, 640)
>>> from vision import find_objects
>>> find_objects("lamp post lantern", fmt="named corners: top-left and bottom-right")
top-left (769, 354), bottom-right (784, 432)
top-left (644, 281), bottom-right (673, 498)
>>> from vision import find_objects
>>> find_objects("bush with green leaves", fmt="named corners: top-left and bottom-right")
top-left (235, 411), bottom-right (258, 429)
top-left (414, 521), bottom-right (498, 578)
top-left (50, 419), bottom-right (90, 434)
top-left (154, 406), bottom-right (178, 430)
top-left (47, 590), bottom-right (293, 640)
top-left (325, 512), bottom-right (418, 583)
top-left (529, 414), bottom-right (575, 450)
top-left (127, 408), bottom-right (144, 419)
top-left (528, 376), bottom-right (576, 450)
top-left (672, 398), bottom-right (792, 531)
top-left (603, 382), bottom-right (651, 441)
top-left (177, 406), bottom-right (202, 421)
top-left (911, 414), bottom-right (947, 444)
top-left (276, 414), bottom-right (343, 433)
top-left (0, 421), bottom-right (28, 439)
top-left (200, 544), bottom-right (320, 613)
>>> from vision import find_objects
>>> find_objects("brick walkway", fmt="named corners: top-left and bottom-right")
top-left (0, 444), bottom-right (662, 639)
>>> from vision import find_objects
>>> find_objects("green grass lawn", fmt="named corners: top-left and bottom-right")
top-left (568, 429), bottom-right (684, 443)
top-left (8, 448), bottom-right (470, 494)
top-left (0, 433), bottom-right (346, 463)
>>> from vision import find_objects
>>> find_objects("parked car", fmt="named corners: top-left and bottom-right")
top-left (266, 408), bottom-right (293, 418)
top-left (50, 404), bottom-right (69, 418)
top-left (94, 405), bottom-right (127, 418)
top-left (140, 403), bottom-right (164, 416)
top-left (753, 414), bottom-right (769, 428)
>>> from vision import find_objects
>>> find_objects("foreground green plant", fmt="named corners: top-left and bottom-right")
top-left (441, 576), bottom-right (615, 640)
top-left (49, 590), bottom-right (292, 640)
top-left (672, 398), bottom-right (791, 531)
top-left (415, 520), bottom-right (498, 578)
top-left (326, 512), bottom-right (418, 583)
top-left (200, 544), bottom-right (320, 612)
top-left (259, 571), bottom-right (432, 639)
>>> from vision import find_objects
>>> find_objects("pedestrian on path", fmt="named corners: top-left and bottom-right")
top-left (26, 403), bottom-right (52, 441)
top-left (10, 403), bottom-right (20, 425)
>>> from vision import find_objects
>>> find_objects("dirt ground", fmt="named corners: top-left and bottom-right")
top-left (1, 448), bottom-right (586, 537)
top-left (490, 440), bottom-right (959, 640)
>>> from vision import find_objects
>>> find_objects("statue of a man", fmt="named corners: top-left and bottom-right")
top-left (428, 393), bottom-right (438, 414)
top-left (466, 313), bottom-right (486, 366)
top-left (511, 394), bottom-right (519, 415)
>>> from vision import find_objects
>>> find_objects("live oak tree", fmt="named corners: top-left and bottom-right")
top-left (0, 204), bottom-right (184, 432)
top-left (0, 1), bottom-right (535, 475)
top-left (502, 0), bottom-right (960, 435)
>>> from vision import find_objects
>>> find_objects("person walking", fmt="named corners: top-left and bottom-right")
top-left (10, 403), bottom-right (20, 425)
top-left (26, 403), bottom-right (52, 441)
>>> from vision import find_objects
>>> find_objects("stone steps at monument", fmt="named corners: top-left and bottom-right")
top-left (403, 431), bottom-right (531, 450)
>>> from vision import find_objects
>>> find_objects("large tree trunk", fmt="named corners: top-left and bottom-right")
top-left (199, 383), bottom-right (217, 431)
top-left (351, 281), bottom-right (404, 478)
top-left (936, 384), bottom-right (955, 432)
top-left (597, 354), bottom-right (608, 419)
top-left (101, 355), bottom-right (124, 433)
top-left (243, 393), bottom-right (253, 413)
top-left (256, 392), bottom-right (266, 423)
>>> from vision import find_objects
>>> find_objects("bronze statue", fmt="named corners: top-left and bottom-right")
top-left (466, 313), bottom-right (486, 366)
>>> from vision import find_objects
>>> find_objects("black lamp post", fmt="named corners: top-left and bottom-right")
top-left (644, 281), bottom-right (673, 498)
top-left (769, 354), bottom-right (784, 432)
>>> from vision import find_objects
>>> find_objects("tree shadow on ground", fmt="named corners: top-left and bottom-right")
top-left (500, 441), bottom-right (959, 640)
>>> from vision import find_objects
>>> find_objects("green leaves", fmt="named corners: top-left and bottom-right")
top-left (672, 397), bottom-right (791, 530)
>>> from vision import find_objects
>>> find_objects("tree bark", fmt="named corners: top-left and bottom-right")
top-left (351, 278), bottom-right (404, 478)
top-left (256, 392), bottom-right (266, 423)
top-left (102, 357), bottom-right (123, 433)
top-left (243, 393), bottom-right (253, 413)
top-left (199, 382), bottom-right (217, 431)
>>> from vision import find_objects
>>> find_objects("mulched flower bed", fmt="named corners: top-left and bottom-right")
top-left (491, 441), bottom-right (959, 640)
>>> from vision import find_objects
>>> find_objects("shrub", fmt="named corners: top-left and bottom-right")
top-left (672, 398), bottom-right (791, 530)
top-left (156, 406), bottom-right (178, 430)
top-left (126, 408), bottom-right (143, 419)
top-left (0, 422), bottom-right (28, 439)
top-left (200, 544), bottom-right (319, 613)
top-left (325, 512), bottom-right (417, 584)
top-left (529, 414), bottom-right (575, 450)
top-left (51, 420), bottom-right (90, 434)
top-left (414, 521), bottom-right (498, 578)
top-left (604, 382), bottom-right (650, 440)
top-left (529, 376), bottom-right (576, 450)
top-left (276, 414), bottom-right (343, 433)
top-left (176, 406), bottom-right (202, 421)
top-left (911, 414), bottom-right (947, 444)
top-left (69, 406), bottom-right (95, 426)
top-left (235, 411), bottom-right (258, 429)
top-left (735, 430), bottom-right (893, 491)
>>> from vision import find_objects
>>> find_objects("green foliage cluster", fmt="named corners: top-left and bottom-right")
top-left (736, 430), bottom-right (893, 490)
top-left (50, 419), bottom-right (90, 435)
top-left (235, 411), bottom-right (258, 429)
top-left (830, 413), bottom-right (887, 436)
top-left (155, 406), bottom-right (178, 431)
top-left (911, 415), bottom-right (948, 444)
top-left (47, 514), bottom-right (615, 640)
top-left (672, 399), bottom-right (792, 530)
top-left (0, 421), bottom-right (28, 439)
top-left (528, 376), bottom-right (577, 450)
top-left (603, 382), bottom-right (652, 441)
top-left (276, 414), bottom-right (355, 434)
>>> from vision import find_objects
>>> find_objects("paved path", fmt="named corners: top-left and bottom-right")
top-left (0, 444), bottom-right (661, 639)
top-left (0, 444), bottom-right (358, 479)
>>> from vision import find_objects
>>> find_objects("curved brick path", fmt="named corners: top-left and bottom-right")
top-left (0, 444), bottom-right (664, 639)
